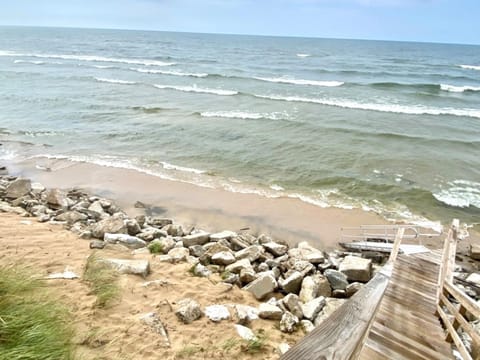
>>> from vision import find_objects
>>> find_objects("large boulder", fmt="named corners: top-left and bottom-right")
top-left (234, 305), bottom-right (259, 325)
top-left (211, 251), bottom-right (236, 265)
top-left (55, 210), bottom-right (88, 224)
top-left (280, 312), bottom-right (299, 333)
top-left (263, 242), bottom-right (288, 256)
top-left (137, 227), bottom-right (168, 242)
top-left (243, 272), bottom-right (277, 300)
top-left (282, 293), bottom-right (304, 319)
top-left (301, 296), bottom-right (326, 321)
top-left (182, 231), bottom-right (210, 247)
top-left (5, 178), bottom-right (31, 199)
top-left (225, 258), bottom-right (252, 274)
top-left (205, 305), bottom-right (230, 322)
top-left (45, 189), bottom-right (71, 209)
top-left (279, 271), bottom-right (304, 294)
top-left (258, 303), bottom-right (283, 320)
top-left (324, 269), bottom-right (349, 290)
top-left (101, 258), bottom-right (150, 277)
top-left (175, 298), bottom-right (203, 324)
top-left (91, 214), bottom-right (127, 239)
top-left (339, 255), bottom-right (372, 282)
top-left (104, 233), bottom-right (147, 249)
top-left (235, 245), bottom-right (264, 262)
top-left (210, 230), bottom-right (237, 241)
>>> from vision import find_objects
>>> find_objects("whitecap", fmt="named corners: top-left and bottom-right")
top-left (440, 84), bottom-right (480, 93)
top-left (131, 67), bottom-right (208, 78)
top-left (95, 77), bottom-right (136, 85)
top-left (269, 184), bottom-right (285, 191)
top-left (154, 84), bottom-right (237, 96)
top-left (254, 77), bottom-right (343, 87)
top-left (160, 161), bottom-right (205, 174)
top-left (13, 59), bottom-right (45, 65)
top-left (433, 180), bottom-right (480, 208)
top-left (296, 54), bottom-right (311, 58)
top-left (255, 94), bottom-right (480, 119)
top-left (459, 64), bottom-right (480, 71)
top-left (200, 111), bottom-right (284, 120)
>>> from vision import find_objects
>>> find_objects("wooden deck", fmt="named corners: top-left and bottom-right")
top-left (281, 247), bottom-right (455, 360)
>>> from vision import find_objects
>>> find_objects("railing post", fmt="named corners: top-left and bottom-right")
top-left (388, 228), bottom-right (405, 263)
top-left (438, 219), bottom-right (459, 301)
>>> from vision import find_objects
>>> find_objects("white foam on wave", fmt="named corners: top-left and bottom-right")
top-left (154, 84), bottom-right (237, 96)
top-left (440, 84), bottom-right (480, 93)
top-left (255, 94), bottom-right (480, 119)
top-left (200, 111), bottom-right (285, 120)
top-left (13, 59), bottom-right (45, 65)
top-left (296, 54), bottom-right (311, 58)
top-left (0, 50), bottom-right (175, 67)
top-left (433, 179), bottom-right (480, 208)
top-left (459, 64), bottom-right (480, 71)
top-left (160, 161), bottom-right (205, 174)
top-left (92, 65), bottom-right (115, 69)
top-left (254, 77), bottom-right (343, 87)
top-left (269, 184), bottom-right (284, 191)
top-left (95, 77), bottom-right (136, 85)
top-left (131, 67), bottom-right (208, 78)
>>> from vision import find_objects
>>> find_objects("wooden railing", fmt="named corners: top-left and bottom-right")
top-left (437, 219), bottom-right (480, 360)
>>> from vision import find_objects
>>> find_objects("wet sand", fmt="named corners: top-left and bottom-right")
top-left (10, 157), bottom-right (389, 250)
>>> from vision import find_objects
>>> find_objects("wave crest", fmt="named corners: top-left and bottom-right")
top-left (95, 77), bottom-right (136, 85)
top-left (154, 84), bottom-right (237, 96)
top-left (254, 77), bottom-right (343, 87)
top-left (459, 64), bottom-right (480, 71)
top-left (130, 67), bottom-right (208, 78)
top-left (440, 84), bottom-right (480, 93)
top-left (199, 111), bottom-right (286, 120)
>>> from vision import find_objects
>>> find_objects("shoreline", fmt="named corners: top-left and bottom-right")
top-left (5, 157), bottom-right (392, 250)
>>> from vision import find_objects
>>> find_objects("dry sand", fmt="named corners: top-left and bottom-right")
top-left (0, 213), bottom-right (305, 359)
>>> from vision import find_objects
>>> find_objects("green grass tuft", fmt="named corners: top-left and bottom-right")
top-left (0, 265), bottom-right (75, 360)
top-left (147, 241), bottom-right (164, 254)
top-left (83, 254), bottom-right (120, 308)
top-left (243, 329), bottom-right (268, 354)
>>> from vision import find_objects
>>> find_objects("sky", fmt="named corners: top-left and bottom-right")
top-left (0, 0), bottom-right (479, 45)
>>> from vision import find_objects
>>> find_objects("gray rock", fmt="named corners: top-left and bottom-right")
top-left (346, 282), bottom-right (363, 297)
top-left (0, 201), bottom-right (29, 216)
top-left (314, 298), bottom-right (347, 326)
top-left (101, 258), bottom-right (150, 277)
top-left (210, 230), bottom-right (237, 241)
top-left (235, 245), bottom-right (265, 262)
top-left (234, 305), bottom-right (259, 325)
top-left (45, 189), bottom-right (71, 209)
top-left (137, 227), bottom-right (168, 242)
top-left (148, 217), bottom-right (173, 228)
top-left (257, 263), bottom-right (270, 273)
top-left (221, 272), bottom-right (239, 285)
top-left (315, 275), bottom-right (333, 298)
top-left (279, 271), bottom-right (304, 294)
top-left (239, 268), bottom-right (257, 284)
top-left (55, 210), bottom-right (88, 224)
top-left (339, 255), bottom-right (372, 282)
top-left (282, 293), bottom-right (304, 319)
top-left (470, 244), bottom-right (480, 260)
top-left (466, 273), bottom-right (480, 287)
top-left (280, 311), bottom-right (299, 333)
top-left (300, 319), bottom-right (315, 333)
top-left (88, 201), bottom-right (106, 216)
top-left (167, 247), bottom-right (190, 262)
top-left (243, 273), bottom-right (277, 300)
top-left (285, 258), bottom-right (315, 277)
top-left (211, 251), bottom-right (236, 265)
top-left (257, 234), bottom-right (273, 244)
top-left (175, 298), bottom-right (203, 324)
top-left (5, 178), bottom-right (31, 199)
top-left (192, 263), bottom-right (211, 277)
top-left (234, 324), bottom-right (256, 341)
top-left (91, 214), bottom-right (127, 239)
top-left (204, 305), bottom-right (230, 322)
top-left (104, 233), bottom-right (147, 249)
top-left (333, 289), bottom-right (347, 298)
top-left (263, 242), bottom-right (288, 256)
top-left (139, 312), bottom-right (170, 347)
top-left (258, 303), bottom-right (283, 320)
top-left (125, 219), bottom-right (141, 235)
top-left (89, 240), bottom-right (105, 249)
top-left (301, 296), bottom-right (326, 321)
top-left (149, 237), bottom-right (176, 254)
top-left (163, 224), bottom-right (184, 237)
top-left (31, 182), bottom-right (45, 194)
top-left (189, 245), bottom-right (205, 258)
top-left (324, 269), bottom-right (349, 290)
top-left (278, 343), bottom-right (291, 354)
top-left (182, 231), bottom-right (210, 247)
top-left (225, 258), bottom-right (252, 274)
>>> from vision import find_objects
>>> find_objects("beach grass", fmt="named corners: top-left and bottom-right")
top-left (0, 265), bottom-right (75, 360)
top-left (83, 254), bottom-right (120, 308)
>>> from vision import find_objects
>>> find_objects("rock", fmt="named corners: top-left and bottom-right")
top-left (316, 275), bottom-right (333, 298)
top-left (263, 242), bottom-right (288, 256)
top-left (230, 235), bottom-right (251, 250)
top-left (175, 298), bottom-right (203, 324)
top-left (225, 258), bottom-right (252, 274)
top-left (31, 182), bottom-right (45, 193)
top-left (314, 298), bottom-right (347, 326)
top-left (470, 244), bottom-right (480, 260)
top-left (466, 273), bottom-right (480, 287)
top-left (285, 258), bottom-right (315, 277)
top-left (89, 240), bottom-right (105, 249)
top-left (210, 230), bottom-right (237, 241)
top-left (239, 268), bottom-right (257, 284)
top-left (279, 271), bottom-right (304, 294)
top-left (205, 305), bottom-right (231, 322)
top-left (280, 311), bottom-right (299, 333)
top-left (91, 215), bottom-right (127, 239)
top-left (135, 214), bottom-right (146, 227)
top-left (137, 227), bottom-right (168, 241)
top-left (243, 273), bottom-right (277, 300)
top-left (234, 305), bottom-right (259, 325)
top-left (125, 219), bottom-right (141, 235)
top-left (257, 263), bottom-right (270, 273)
top-left (167, 247), bottom-right (190, 262)
top-left (234, 324), bottom-right (256, 341)
top-left (257, 234), bottom-right (273, 244)
top-left (102, 258), bottom-right (150, 277)
top-left (211, 251), bottom-right (236, 265)
top-left (333, 289), bottom-right (347, 298)
top-left (189, 245), bottom-right (205, 258)
top-left (88, 201), bottom-right (106, 216)
top-left (149, 237), bottom-right (176, 254)
top-left (300, 320), bottom-right (315, 333)
top-left (45, 189), bottom-right (70, 209)
top-left (5, 178), bottom-right (31, 199)
top-left (282, 294), bottom-right (304, 319)
top-left (289, 244), bottom-right (325, 264)
top-left (55, 210), bottom-right (88, 224)
top-left (301, 296), bottom-right (326, 321)
top-left (104, 233), bottom-right (147, 249)
top-left (324, 269), bottom-right (349, 290)
top-left (46, 268), bottom-right (79, 280)
top-left (299, 276), bottom-right (318, 303)
top-left (0, 201), bottom-right (29, 216)
top-left (192, 263), bottom-right (211, 277)
top-left (221, 272), bottom-right (239, 285)
top-left (139, 312), bottom-right (170, 347)
top-left (235, 245), bottom-right (265, 262)
top-left (339, 255), bottom-right (372, 282)
top-left (182, 231), bottom-right (210, 247)
top-left (346, 282), bottom-right (363, 297)
top-left (148, 217), bottom-right (173, 228)
top-left (258, 303), bottom-right (283, 320)
top-left (278, 343), bottom-right (291, 355)
top-left (132, 247), bottom-right (150, 255)
top-left (163, 224), bottom-right (184, 237)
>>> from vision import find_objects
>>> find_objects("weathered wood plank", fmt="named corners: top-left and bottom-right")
top-left (444, 280), bottom-right (480, 319)
top-left (437, 304), bottom-right (472, 360)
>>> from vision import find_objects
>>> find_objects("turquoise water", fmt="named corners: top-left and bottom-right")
top-left (0, 26), bottom-right (479, 228)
